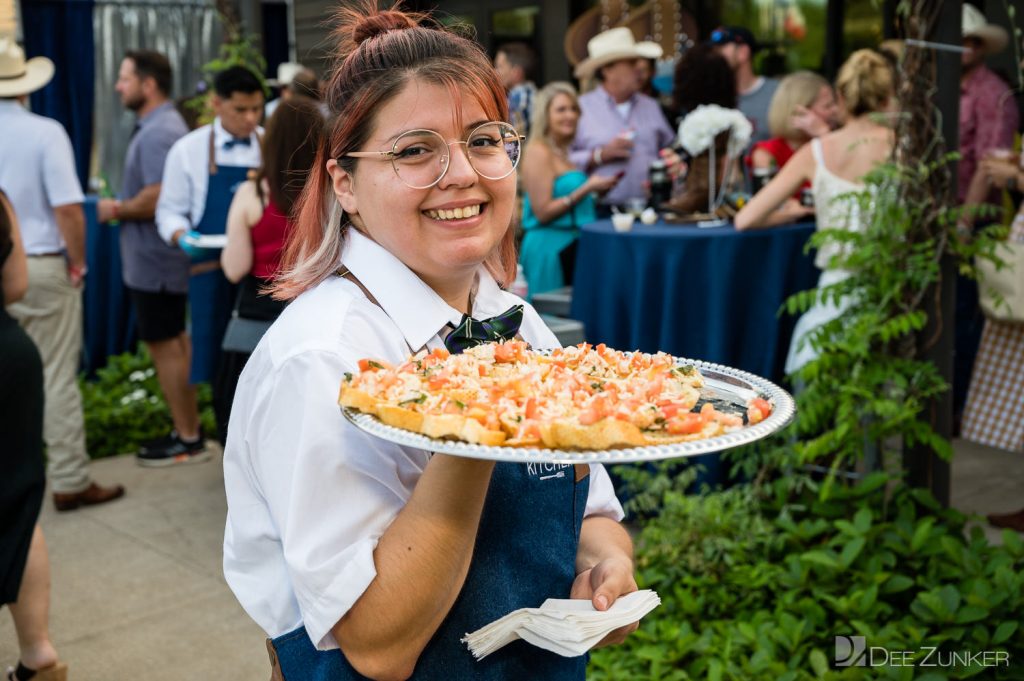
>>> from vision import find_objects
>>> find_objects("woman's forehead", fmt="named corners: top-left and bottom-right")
top-left (369, 80), bottom-right (493, 142)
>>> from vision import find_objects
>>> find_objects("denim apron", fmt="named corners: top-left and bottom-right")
top-left (188, 130), bottom-right (250, 383)
top-left (268, 461), bottom-right (591, 680)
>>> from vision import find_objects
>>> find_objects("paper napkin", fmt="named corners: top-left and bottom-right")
top-left (462, 589), bottom-right (661, 659)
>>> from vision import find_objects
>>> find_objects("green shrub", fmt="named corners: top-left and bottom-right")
top-left (79, 347), bottom-right (216, 458)
top-left (589, 470), bottom-right (1024, 680)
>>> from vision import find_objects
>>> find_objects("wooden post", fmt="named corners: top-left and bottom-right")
top-left (900, 0), bottom-right (960, 507)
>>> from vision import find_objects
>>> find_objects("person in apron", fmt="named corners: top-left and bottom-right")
top-left (222, 7), bottom-right (641, 680)
top-left (150, 65), bottom-right (264, 463)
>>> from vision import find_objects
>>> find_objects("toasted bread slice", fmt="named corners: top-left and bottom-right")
top-left (376, 404), bottom-right (424, 433)
top-left (339, 387), bottom-right (381, 415)
top-left (539, 418), bottom-right (647, 450)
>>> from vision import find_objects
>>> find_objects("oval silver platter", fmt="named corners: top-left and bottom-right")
top-left (340, 358), bottom-right (795, 464)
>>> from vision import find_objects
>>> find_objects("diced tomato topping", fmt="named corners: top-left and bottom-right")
top-left (659, 402), bottom-right (682, 419)
top-left (494, 343), bottom-right (515, 363)
top-left (524, 397), bottom-right (539, 420)
top-left (667, 413), bottom-right (704, 434)
top-left (747, 405), bottom-right (764, 425)
top-left (478, 364), bottom-right (487, 377)
top-left (517, 420), bottom-right (542, 440)
top-left (427, 375), bottom-right (449, 390)
top-left (358, 358), bottom-right (391, 372)
top-left (428, 347), bottom-right (450, 361)
top-left (750, 398), bottom-right (772, 419)
top-left (700, 402), bottom-right (716, 422)
top-left (578, 395), bottom-right (610, 425)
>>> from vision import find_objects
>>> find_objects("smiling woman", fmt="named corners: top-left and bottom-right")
top-left (222, 2), bottom-right (639, 680)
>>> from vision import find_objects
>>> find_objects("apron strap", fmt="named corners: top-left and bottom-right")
top-left (208, 126), bottom-right (217, 176)
top-left (266, 638), bottom-right (286, 681)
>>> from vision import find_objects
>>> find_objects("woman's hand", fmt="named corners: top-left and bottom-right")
top-left (980, 157), bottom-right (1019, 189)
top-left (585, 173), bottom-right (622, 196)
top-left (790, 105), bottom-right (831, 139)
top-left (570, 555), bottom-right (639, 648)
top-left (659, 148), bottom-right (687, 179)
top-left (776, 198), bottom-right (815, 222)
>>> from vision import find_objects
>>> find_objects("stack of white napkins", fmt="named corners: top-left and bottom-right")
top-left (462, 589), bottom-right (661, 659)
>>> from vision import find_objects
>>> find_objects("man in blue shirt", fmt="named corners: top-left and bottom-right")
top-left (97, 50), bottom-right (195, 466)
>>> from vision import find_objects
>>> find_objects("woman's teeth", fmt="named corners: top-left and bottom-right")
top-left (425, 204), bottom-right (482, 220)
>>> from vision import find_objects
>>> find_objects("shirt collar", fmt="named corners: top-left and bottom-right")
top-left (599, 84), bottom-right (637, 109)
top-left (138, 101), bottom-right (174, 128)
top-left (0, 99), bottom-right (26, 115)
top-left (213, 117), bottom-right (257, 145)
top-left (341, 228), bottom-right (509, 352)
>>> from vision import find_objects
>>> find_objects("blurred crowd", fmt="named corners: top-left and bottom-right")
top-left (3, 3), bottom-right (1024, 677)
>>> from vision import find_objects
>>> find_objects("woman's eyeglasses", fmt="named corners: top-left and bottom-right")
top-left (343, 121), bottom-right (524, 189)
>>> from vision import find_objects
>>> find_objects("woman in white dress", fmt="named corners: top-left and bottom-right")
top-left (734, 49), bottom-right (895, 374)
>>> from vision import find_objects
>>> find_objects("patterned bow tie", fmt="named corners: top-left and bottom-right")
top-left (223, 136), bottom-right (251, 149)
top-left (443, 305), bottom-right (524, 355)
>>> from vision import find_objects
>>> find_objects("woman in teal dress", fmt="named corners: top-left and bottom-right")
top-left (520, 82), bottom-right (620, 298)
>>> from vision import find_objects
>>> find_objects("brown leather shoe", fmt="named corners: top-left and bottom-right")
top-left (52, 482), bottom-right (125, 512)
top-left (987, 509), bottom-right (1024, 533)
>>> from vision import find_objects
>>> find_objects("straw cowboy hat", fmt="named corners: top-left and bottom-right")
top-left (267, 61), bottom-right (304, 87)
top-left (0, 32), bottom-right (54, 97)
top-left (574, 27), bottom-right (663, 79)
top-left (962, 4), bottom-right (1008, 55)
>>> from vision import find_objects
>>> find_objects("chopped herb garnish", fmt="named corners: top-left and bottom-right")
top-left (343, 372), bottom-right (353, 382)
top-left (399, 393), bottom-right (427, 406)
top-left (453, 400), bottom-right (467, 410)
top-left (654, 417), bottom-right (666, 425)
top-left (674, 365), bottom-right (695, 376)
top-left (590, 381), bottom-right (605, 391)
top-left (367, 360), bottom-right (385, 370)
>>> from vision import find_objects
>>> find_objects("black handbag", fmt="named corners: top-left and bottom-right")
top-left (221, 316), bottom-right (274, 353)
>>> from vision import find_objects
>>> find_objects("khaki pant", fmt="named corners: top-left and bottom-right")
top-left (8, 256), bottom-right (91, 493)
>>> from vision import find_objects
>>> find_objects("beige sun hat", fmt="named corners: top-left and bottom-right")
top-left (0, 32), bottom-right (54, 97)
top-left (573, 27), bottom-right (663, 79)
top-left (267, 61), bottom-right (304, 87)
top-left (962, 4), bottom-right (1008, 55)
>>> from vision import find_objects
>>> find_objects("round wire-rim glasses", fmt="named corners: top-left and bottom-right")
top-left (342, 121), bottom-right (525, 189)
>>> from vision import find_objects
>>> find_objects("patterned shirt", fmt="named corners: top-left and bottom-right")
top-left (508, 81), bottom-right (537, 138)
top-left (959, 65), bottom-right (1019, 203)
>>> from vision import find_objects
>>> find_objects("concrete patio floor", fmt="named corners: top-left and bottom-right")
top-left (1, 438), bottom-right (1021, 680)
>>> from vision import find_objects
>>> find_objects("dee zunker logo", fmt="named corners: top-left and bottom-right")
top-left (835, 636), bottom-right (1011, 668)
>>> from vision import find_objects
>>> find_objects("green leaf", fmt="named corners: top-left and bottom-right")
top-left (853, 506), bottom-right (873, 533)
top-left (841, 537), bottom-right (866, 567)
top-left (992, 621), bottom-right (1018, 645)
top-left (954, 605), bottom-right (989, 624)
top-left (809, 649), bottom-right (828, 677)
top-left (801, 550), bottom-right (841, 570)
top-left (911, 517), bottom-right (935, 552)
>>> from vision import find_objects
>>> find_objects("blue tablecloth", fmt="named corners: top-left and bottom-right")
top-left (83, 195), bottom-right (136, 374)
top-left (570, 219), bottom-right (819, 384)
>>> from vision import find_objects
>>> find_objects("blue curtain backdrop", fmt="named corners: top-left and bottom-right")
top-left (20, 0), bottom-right (96, 188)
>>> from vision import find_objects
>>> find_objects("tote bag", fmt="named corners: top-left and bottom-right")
top-left (977, 241), bottom-right (1024, 322)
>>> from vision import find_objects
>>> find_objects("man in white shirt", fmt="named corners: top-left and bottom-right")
top-left (0, 41), bottom-right (124, 510)
top-left (150, 65), bottom-right (263, 464)
top-left (709, 26), bottom-right (780, 147)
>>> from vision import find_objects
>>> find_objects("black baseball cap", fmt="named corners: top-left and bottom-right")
top-left (709, 26), bottom-right (759, 53)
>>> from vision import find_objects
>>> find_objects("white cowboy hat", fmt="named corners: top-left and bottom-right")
top-left (0, 33), bottom-right (54, 97)
top-left (962, 4), bottom-right (1008, 55)
top-left (267, 61), bottom-right (304, 87)
top-left (574, 27), bottom-right (663, 79)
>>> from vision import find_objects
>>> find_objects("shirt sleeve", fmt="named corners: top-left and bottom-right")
top-left (156, 138), bottom-right (194, 243)
top-left (248, 349), bottom-right (429, 651)
top-left (41, 123), bottom-right (84, 208)
top-left (141, 127), bottom-right (183, 188)
top-left (974, 79), bottom-right (1019, 159)
top-left (584, 463), bottom-right (625, 521)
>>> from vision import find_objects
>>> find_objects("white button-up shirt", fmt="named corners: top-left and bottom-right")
top-left (155, 117), bottom-right (262, 243)
top-left (223, 228), bottom-right (624, 650)
top-left (0, 100), bottom-right (84, 255)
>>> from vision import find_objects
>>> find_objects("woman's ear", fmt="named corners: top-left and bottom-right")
top-left (326, 158), bottom-right (358, 215)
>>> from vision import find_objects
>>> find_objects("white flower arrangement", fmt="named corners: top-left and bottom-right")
top-left (677, 104), bottom-right (753, 158)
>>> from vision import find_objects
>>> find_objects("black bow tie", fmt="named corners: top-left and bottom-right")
top-left (443, 305), bottom-right (524, 354)
top-left (223, 136), bottom-right (251, 149)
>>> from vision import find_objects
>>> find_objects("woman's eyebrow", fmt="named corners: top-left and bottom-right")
top-left (379, 119), bottom-right (496, 145)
